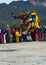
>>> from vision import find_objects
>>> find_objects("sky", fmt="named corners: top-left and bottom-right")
top-left (0, 0), bottom-right (27, 4)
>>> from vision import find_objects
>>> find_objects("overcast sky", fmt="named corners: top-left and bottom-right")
top-left (0, 0), bottom-right (27, 4)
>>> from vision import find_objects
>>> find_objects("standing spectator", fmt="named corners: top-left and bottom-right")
top-left (10, 28), bottom-right (15, 42)
top-left (42, 25), bottom-right (46, 41)
top-left (1, 28), bottom-right (5, 44)
top-left (15, 29), bottom-right (20, 43)
top-left (5, 30), bottom-right (10, 43)
top-left (0, 28), bottom-right (1, 43)
top-left (5, 24), bottom-right (13, 43)
top-left (4, 33), bottom-right (6, 43)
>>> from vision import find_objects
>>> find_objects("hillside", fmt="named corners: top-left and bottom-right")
top-left (28, 0), bottom-right (46, 6)
top-left (0, 1), bottom-right (46, 27)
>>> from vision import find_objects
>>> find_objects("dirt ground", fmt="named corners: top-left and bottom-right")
top-left (0, 42), bottom-right (46, 65)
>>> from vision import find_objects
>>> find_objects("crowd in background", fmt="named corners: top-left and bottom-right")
top-left (0, 24), bottom-right (46, 44)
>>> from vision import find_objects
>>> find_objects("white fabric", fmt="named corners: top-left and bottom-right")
top-left (32, 22), bottom-right (34, 27)
top-left (4, 34), bottom-right (6, 43)
top-left (0, 29), bottom-right (1, 34)
top-left (26, 35), bottom-right (32, 41)
top-left (28, 18), bottom-right (32, 21)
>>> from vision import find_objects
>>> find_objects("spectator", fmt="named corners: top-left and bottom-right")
top-left (15, 29), bottom-right (20, 43)
top-left (10, 28), bottom-right (15, 42)
top-left (5, 24), bottom-right (13, 43)
top-left (42, 25), bottom-right (46, 41)
top-left (1, 28), bottom-right (5, 43)
top-left (26, 32), bottom-right (32, 42)
top-left (0, 28), bottom-right (1, 43)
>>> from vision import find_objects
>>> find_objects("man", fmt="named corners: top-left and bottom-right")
top-left (23, 12), bottom-right (39, 41)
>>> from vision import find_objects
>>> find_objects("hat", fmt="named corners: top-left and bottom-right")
top-left (31, 12), bottom-right (37, 15)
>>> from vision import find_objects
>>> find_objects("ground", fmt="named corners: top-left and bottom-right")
top-left (0, 42), bottom-right (46, 65)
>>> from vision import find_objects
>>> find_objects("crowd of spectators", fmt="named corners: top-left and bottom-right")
top-left (0, 24), bottom-right (46, 44)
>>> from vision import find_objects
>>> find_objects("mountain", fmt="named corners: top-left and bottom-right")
top-left (28, 0), bottom-right (46, 6)
top-left (0, 1), bottom-right (46, 27)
